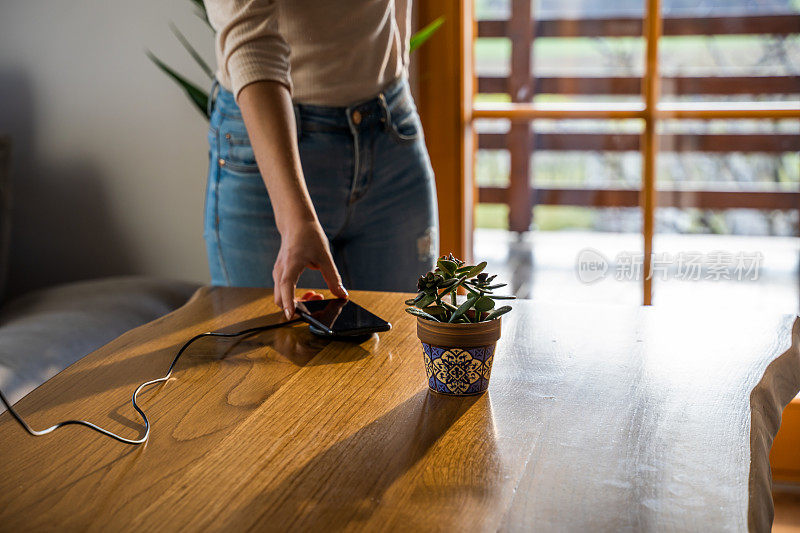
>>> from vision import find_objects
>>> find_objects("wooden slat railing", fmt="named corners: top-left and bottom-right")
top-left (477, 14), bottom-right (800, 38)
top-left (479, 187), bottom-right (800, 210)
top-left (477, 76), bottom-right (800, 95)
top-left (475, 10), bottom-right (800, 231)
top-left (477, 133), bottom-right (800, 152)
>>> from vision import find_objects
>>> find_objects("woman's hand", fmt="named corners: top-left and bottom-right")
top-left (273, 220), bottom-right (348, 319)
top-left (237, 81), bottom-right (347, 316)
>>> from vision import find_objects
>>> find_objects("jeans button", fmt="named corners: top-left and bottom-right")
top-left (352, 110), bottom-right (362, 125)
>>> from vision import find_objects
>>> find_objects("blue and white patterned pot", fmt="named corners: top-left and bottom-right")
top-left (416, 316), bottom-right (502, 396)
top-left (422, 343), bottom-right (495, 395)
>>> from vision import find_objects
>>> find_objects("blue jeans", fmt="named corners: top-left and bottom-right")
top-left (204, 77), bottom-right (439, 292)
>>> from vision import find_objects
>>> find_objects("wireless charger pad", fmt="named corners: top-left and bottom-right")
top-left (307, 324), bottom-right (374, 343)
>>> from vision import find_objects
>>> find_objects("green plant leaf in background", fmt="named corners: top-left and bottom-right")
top-left (146, 51), bottom-right (210, 118)
top-left (169, 22), bottom-right (214, 79)
top-left (409, 16), bottom-right (444, 52)
top-left (187, 0), bottom-right (212, 28)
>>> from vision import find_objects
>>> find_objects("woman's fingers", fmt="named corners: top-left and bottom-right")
top-left (273, 263), bottom-right (283, 308)
top-left (280, 262), bottom-right (303, 319)
top-left (319, 251), bottom-right (348, 299)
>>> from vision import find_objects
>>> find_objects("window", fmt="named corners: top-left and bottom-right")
top-left (468, 0), bottom-right (800, 306)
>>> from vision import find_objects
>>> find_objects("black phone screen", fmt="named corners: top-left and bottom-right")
top-left (295, 299), bottom-right (391, 337)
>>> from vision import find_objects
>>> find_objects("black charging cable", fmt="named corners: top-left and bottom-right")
top-left (0, 318), bottom-right (301, 445)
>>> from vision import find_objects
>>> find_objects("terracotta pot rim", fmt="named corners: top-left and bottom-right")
top-left (415, 316), bottom-right (501, 330)
top-left (416, 315), bottom-right (502, 348)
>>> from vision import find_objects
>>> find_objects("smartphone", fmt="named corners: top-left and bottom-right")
top-left (295, 299), bottom-right (391, 337)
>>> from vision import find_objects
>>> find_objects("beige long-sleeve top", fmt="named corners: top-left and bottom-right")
top-left (206, 0), bottom-right (410, 106)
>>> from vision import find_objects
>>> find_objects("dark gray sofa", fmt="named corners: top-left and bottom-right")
top-left (0, 136), bottom-right (200, 409)
top-left (0, 277), bottom-right (198, 407)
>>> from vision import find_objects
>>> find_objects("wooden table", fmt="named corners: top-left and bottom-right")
top-left (0, 288), bottom-right (798, 532)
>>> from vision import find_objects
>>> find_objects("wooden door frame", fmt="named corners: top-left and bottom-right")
top-left (415, 1), bottom-right (474, 262)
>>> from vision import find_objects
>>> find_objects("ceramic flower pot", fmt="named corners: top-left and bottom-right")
top-left (416, 315), bottom-right (502, 396)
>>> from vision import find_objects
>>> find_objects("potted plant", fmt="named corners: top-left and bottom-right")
top-left (405, 254), bottom-right (514, 396)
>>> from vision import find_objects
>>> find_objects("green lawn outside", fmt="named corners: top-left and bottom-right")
top-left (476, 204), bottom-right (597, 231)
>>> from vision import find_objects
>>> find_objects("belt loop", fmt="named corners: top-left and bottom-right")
top-left (377, 93), bottom-right (392, 132)
top-left (293, 103), bottom-right (302, 141)
top-left (207, 79), bottom-right (220, 118)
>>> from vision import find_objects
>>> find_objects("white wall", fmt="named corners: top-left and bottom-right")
top-left (0, 0), bottom-right (214, 297)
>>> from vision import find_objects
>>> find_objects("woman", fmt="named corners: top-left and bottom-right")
top-left (204, 0), bottom-right (439, 319)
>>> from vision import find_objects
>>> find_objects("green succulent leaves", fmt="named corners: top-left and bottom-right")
top-left (437, 258), bottom-right (458, 277)
top-left (405, 307), bottom-right (439, 321)
top-left (484, 306), bottom-right (513, 321)
top-left (465, 261), bottom-right (487, 278)
top-left (473, 296), bottom-right (495, 313)
top-left (448, 293), bottom-right (479, 323)
top-left (404, 254), bottom-right (515, 323)
top-left (415, 293), bottom-right (437, 309)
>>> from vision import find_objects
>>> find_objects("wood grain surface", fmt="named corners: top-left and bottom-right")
top-left (0, 288), bottom-right (797, 532)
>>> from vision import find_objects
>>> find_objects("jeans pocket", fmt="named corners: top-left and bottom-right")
top-left (220, 118), bottom-right (261, 173)
top-left (387, 93), bottom-right (421, 144)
